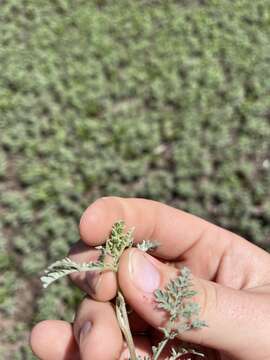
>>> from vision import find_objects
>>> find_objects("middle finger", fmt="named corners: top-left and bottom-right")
top-left (73, 296), bottom-right (123, 360)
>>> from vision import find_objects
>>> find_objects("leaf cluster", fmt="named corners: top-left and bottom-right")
top-left (40, 221), bottom-right (158, 288)
top-left (155, 267), bottom-right (207, 334)
top-left (105, 220), bottom-right (134, 269)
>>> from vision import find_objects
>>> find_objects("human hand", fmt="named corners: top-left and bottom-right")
top-left (30, 197), bottom-right (270, 360)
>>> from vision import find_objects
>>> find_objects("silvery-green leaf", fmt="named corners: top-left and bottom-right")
top-left (41, 257), bottom-right (104, 288)
top-left (136, 240), bottom-right (159, 252)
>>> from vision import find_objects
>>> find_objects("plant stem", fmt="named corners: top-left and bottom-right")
top-left (115, 291), bottom-right (137, 360)
top-left (153, 338), bottom-right (169, 360)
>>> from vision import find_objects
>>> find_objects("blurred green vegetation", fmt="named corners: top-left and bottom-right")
top-left (0, 0), bottom-right (270, 358)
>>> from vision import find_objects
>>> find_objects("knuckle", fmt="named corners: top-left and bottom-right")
top-left (198, 280), bottom-right (218, 320)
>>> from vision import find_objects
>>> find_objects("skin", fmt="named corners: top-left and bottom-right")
top-left (30, 197), bottom-right (270, 360)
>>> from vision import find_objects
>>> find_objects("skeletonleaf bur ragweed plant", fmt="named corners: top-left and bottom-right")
top-left (41, 221), bottom-right (207, 360)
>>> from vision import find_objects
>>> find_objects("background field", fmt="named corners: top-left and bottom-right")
top-left (0, 0), bottom-right (270, 358)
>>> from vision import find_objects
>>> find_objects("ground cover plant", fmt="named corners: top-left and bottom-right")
top-left (0, 0), bottom-right (270, 358)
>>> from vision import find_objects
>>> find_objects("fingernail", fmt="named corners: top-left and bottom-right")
top-left (129, 250), bottom-right (160, 293)
top-left (86, 271), bottom-right (101, 294)
top-left (79, 321), bottom-right (92, 344)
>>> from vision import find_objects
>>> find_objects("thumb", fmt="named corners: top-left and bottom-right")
top-left (118, 248), bottom-right (270, 360)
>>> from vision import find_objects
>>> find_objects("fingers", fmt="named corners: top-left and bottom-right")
top-left (70, 192), bottom-right (215, 301)
top-left (73, 297), bottom-right (123, 360)
top-left (79, 197), bottom-right (270, 287)
top-left (30, 320), bottom-right (80, 360)
top-left (79, 197), bottom-right (219, 259)
top-left (68, 240), bottom-right (117, 301)
top-left (71, 194), bottom-right (219, 301)
top-left (30, 317), bottom-right (151, 360)
top-left (70, 196), bottom-right (270, 307)
top-left (118, 248), bottom-right (270, 360)
top-left (69, 193), bottom-right (224, 301)
top-left (73, 297), bottom-right (153, 359)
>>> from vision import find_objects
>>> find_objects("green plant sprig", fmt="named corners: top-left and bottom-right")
top-left (41, 220), bottom-right (207, 360)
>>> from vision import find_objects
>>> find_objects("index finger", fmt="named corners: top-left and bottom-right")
top-left (75, 197), bottom-right (270, 301)
top-left (80, 196), bottom-right (228, 260)
top-left (79, 196), bottom-right (238, 282)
